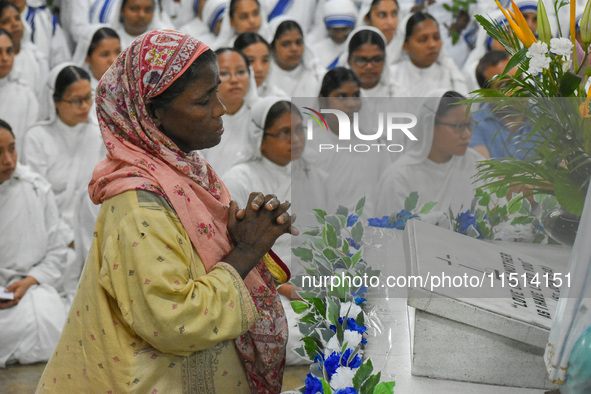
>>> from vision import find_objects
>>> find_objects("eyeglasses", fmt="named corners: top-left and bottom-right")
top-left (61, 93), bottom-right (93, 108)
top-left (219, 69), bottom-right (249, 81)
top-left (436, 119), bottom-right (476, 134)
top-left (264, 125), bottom-right (305, 141)
top-left (351, 56), bottom-right (385, 67)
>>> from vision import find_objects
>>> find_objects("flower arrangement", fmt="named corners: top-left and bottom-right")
top-left (472, 0), bottom-right (591, 217)
top-left (290, 198), bottom-right (395, 394)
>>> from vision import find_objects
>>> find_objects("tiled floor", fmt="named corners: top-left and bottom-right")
top-left (0, 362), bottom-right (309, 393)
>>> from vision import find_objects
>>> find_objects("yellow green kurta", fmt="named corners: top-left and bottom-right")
top-left (37, 190), bottom-right (259, 393)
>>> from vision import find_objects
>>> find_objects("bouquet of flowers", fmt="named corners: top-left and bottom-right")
top-left (472, 0), bottom-right (591, 217)
top-left (290, 198), bottom-right (395, 394)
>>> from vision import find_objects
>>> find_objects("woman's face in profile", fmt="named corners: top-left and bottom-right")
top-left (0, 35), bottom-right (15, 79)
top-left (242, 42), bottom-right (269, 87)
top-left (121, 0), bottom-right (154, 36)
top-left (0, 6), bottom-right (23, 45)
top-left (231, 0), bottom-right (261, 34)
top-left (86, 37), bottom-right (121, 81)
top-left (152, 62), bottom-right (226, 153)
top-left (403, 19), bottom-right (441, 69)
top-left (55, 79), bottom-right (93, 127)
top-left (273, 29), bottom-right (304, 71)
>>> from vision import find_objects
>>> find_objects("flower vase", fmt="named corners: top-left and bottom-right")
top-left (541, 208), bottom-right (581, 246)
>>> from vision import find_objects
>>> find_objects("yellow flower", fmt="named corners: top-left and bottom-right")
top-left (495, 0), bottom-right (538, 47)
top-left (579, 86), bottom-right (591, 118)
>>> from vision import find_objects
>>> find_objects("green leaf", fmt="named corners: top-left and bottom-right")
top-left (303, 229), bottom-right (320, 236)
top-left (511, 216), bottom-right (535, 225)
top-left (404, 192), bottom-right (419, 211)
top-left (478, 193), bottom-right (491, 206)
top-left (558, 72), bottom-right (582, 97)
top-left (419, 201), bottom-right (438, 214)
top-left (342, 238), bottom-right (350, 256)
top-left (336, 205), bottom-right (349, 216)
top-left (292, 247), bottom-right (313, 262)
top-left (508, 197), bottom-right (522, 215)
top-left (302, 336), bottom-right (320, 359)
top-left (374, 381), bottom-right (396, 394)
top-left (503, 47), bottom-right (528, 74)
top-left (326, 224), bottom-right (338, 248)
top-left (353, 359), bottom-right (374, 388)
top-left (291, 300), bottom-right (309, 314)
top-left (294, 346), bottom-right (306, 359)
top-left (325, 215), bottom-right (342, 234)
top-left (313, 209), bottom-right (327, 224)
top-left (361, 371), bottom-right (381, 394)
top-left (323, 248), bottom-right (339, 261)
top-left (311, 298), bottom-right (327, 317)
top-left (299, 313), bottom-right (317, 325)
top-left (355, 197), bottom-right (366, 217)
top-left (310, 236), bottom-right (326, 251)
top-left (321, 378), bottom-right (331, 394)
top-left (352, 250), bottom-right (362, 265)
top-left (352, 221), bottom-right (364, 245)
top-left (326, 297), bottom-right (339, 326)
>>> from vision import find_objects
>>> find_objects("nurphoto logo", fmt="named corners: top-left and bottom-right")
top-left (302, 107), bottom-right (418, 153)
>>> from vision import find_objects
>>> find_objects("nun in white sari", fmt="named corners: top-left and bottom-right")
top-left (337, 26), bottom-right (397, 97)
top-left (0, 124), bottom-right (69, 367)
top-left (223, 96), bottom-right (330, 365)
top-left (72, 24), bottom-right (122, 123)
top-left (21, 64), bottom-right (104, 300)
top-left (200, 48), bottom-right (258, 177)
top-left (374, 90), bottom-right (484, 216)
top-left (88, 0), bottom-right (174, 49)
top-left (0, 30), bottom-right (39, 157)
top-left (179, 0), bottom-right (226, 48)
top-left (390, 12), bottom-right (468, 97)
top-left (310, 0), bottom-right (357, 70)
top-left (262, 0), bottom-right (318, 34)
top-left (265, 16), bottom-right (326, 97)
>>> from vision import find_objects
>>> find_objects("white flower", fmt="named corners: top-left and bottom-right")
top-left (340, 301), bottom-right (363, 319)
top-left (550, 37), bottom-right (573, 57)
top-left (343, 329), bottom-right (363, 349)
top-left (528, 54), bottom-right (551, 74)
top-left (325, 335), bottom-right (341, 354)
top-left (330, 366), bottom-right (356, 390)
top-left (562, 59), bottom-right (573, 73)
top-left (526, 41), bottom-right (548, 58)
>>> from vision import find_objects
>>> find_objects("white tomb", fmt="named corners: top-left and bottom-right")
top-left (403, 220), bottom-right (572, 389)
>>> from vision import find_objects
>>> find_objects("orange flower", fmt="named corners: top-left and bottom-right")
top-left (579, 85), bottom-right (591, 118)
top-left (495, 0), bottom-right (538, 47)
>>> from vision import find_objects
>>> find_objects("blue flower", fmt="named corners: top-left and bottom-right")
top-left (340, 317), bottom-right (367, 335)
top-left (346, 237), bottom-right (361, 250)
top-left (304, 373), bottom-right (324, 394)
top-left (342, 348), bottom-right (363, 369)
top-left (347, 214), bottom-right (358, 227)
top-left (456, 210), bottom-right (482, 238)
top-left (368, 216), bottom-right (389, 227)
top-left (324, 352), bottom-right (341, 377)
top-left (353, 296), bottom-right (367, 306)
top-left (368, 210), bottom-right (419, 230)
top-left (335, 388), bottom-right (358, 394)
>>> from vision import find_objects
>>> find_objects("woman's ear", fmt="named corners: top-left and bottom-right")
top-left (402, 41), bottom-right (409, 53)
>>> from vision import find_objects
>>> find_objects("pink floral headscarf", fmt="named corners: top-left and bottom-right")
top-left (89, 30), bottom-right (286, 393)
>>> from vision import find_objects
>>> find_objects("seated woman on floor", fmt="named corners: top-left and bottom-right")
top-left (0, 119), bottom-right (69, 368)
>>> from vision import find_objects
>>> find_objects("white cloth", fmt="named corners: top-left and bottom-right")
top-left (390, 57), bottom-right (469, 97)
top-left (10, 41), bottom-right (49, 95)
top-left (262, 0), bottom-right (318, 34)
top-left (0, 76), bottom-right (39, 157)
top-left (265, 16), bottom-right (326, 97)
top-left (21, 6), bottom-right (72, 68)
top-left (201, 104), bottom-right (252, 177)
top-left (58, 0), bottom-right (93, 46)
top-left (544, 181), bottom-right (591, 386)
top-left (183, 0), bottom-right (226, 47)
top-left (22, 117), bottom-right (103, 244)
top-left (337, 26), bottom-right (397, 97)
top-left (311, 38), bottom-right (347, 70)
top-left (160, 0), bottom-right (201, 29)
top-left (0, 164), bottom-right (68, 367)
top-left (257, 79), bottom-right (288, 98)
top-left (374, 92), bottom-right (484, 215)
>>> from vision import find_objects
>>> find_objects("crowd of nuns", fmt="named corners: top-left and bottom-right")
top-left (0, 0), bottom-right (571, 368)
